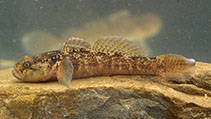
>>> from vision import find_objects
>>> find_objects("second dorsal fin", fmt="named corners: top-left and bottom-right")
top-left (63, 37), bottom-right (91, 53)
top-left (92, 36), bottom-right (147, 57)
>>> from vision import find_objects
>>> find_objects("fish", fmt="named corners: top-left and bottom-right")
top-left (12, 36), bottom-right (196, 88)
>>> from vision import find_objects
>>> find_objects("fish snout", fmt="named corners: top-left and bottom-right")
top-left (12, 69), bottom-right (24, 80)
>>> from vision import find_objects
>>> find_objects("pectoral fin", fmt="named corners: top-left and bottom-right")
top-left (57, 57), bottom-right (74, 88)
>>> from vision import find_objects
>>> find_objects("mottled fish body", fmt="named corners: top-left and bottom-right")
top-left (12, 36), bottom-right (196, 88)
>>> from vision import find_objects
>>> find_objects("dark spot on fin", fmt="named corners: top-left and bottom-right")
top-left (57, 57), bottom-right (74, 88)
top-left (63, 37), bottom-right (91, 53)
top-left (92, 36), bottom-right (147, 57)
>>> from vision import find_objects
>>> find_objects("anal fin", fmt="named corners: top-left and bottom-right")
top-left (57, 57), bottom-right (74, 88)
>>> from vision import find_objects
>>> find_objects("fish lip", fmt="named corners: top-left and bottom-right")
top-left (12, 69), bottom-right (24, 80)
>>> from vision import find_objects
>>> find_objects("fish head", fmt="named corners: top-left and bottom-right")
top-left (12, 51), bottom-right (62, 82)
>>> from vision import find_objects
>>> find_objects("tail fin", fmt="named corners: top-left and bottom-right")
top-left (157, 54), bottom-right (196, 82)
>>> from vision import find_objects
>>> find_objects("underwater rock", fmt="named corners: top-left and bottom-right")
top-left (0, 62), bottom-right (210, 119)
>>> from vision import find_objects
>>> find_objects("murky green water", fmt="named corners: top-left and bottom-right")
top-left (0, 0), bottom-right (210, 69)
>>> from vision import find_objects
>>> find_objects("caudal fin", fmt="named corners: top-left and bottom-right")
top-left (157, 54), bottom-right (196, 82)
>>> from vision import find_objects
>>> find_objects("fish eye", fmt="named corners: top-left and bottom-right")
top-left (51, 56), bottom-right (57, 63)
top-left (23, 61), bottom-right (31, 68)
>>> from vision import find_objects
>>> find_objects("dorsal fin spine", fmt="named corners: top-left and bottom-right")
top-left (63, 37), bottom-right (91, 53)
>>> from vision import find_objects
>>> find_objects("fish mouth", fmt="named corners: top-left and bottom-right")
top-left (12, 69), bottom-right (24, 80)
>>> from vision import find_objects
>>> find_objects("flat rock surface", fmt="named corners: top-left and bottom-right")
top-left (0, 62), bottom-right (210, 119)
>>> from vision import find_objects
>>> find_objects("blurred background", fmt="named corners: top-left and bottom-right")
top-left (0, 0), bottom-right (210, 69)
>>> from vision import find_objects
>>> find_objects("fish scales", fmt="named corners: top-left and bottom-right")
top-left (67, 51), bottom-right (165, 78)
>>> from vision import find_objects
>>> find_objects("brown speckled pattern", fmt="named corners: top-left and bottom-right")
top-left (63, 51), bottom-right (165, 79)
top-left (14, 48), bottom-right (166, 82)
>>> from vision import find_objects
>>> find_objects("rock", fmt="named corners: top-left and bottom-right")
top-left (0, 62), bottom-right (210, 119)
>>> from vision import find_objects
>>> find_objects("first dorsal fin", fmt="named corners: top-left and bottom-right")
top-left (63, 37), bottom-right (91, 53)
top-left (92, 36), bottom-right (147, 57)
